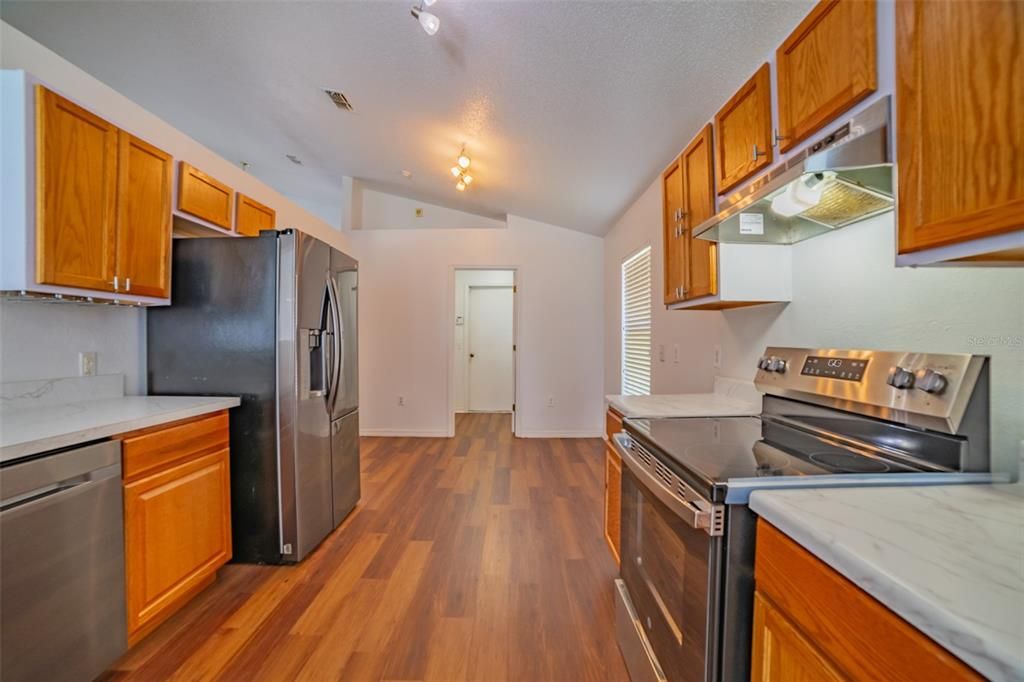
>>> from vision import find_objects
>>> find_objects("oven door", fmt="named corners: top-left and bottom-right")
top-left (613, 433), bottom-right (721, 682)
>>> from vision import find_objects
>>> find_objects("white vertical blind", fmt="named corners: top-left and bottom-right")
top-left (621, 246), bottom-right (652, 396)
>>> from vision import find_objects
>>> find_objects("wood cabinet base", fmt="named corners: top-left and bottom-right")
top-left (753, 520), bottom-right (980, 680)
top-left (120, 411), bottom-right (232, 645)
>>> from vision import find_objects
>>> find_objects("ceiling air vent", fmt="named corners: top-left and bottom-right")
top-left (323, 89), bottom-right (353, 111)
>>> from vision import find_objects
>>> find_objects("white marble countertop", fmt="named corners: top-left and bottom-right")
top-left (606, 378), bottom-right (761, 418)
top-left (749, 484), bottom-right (1024, 680)
top-left (0, 395), bottom-right (240, 462)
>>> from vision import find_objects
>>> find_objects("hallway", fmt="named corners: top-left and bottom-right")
top-left (102, 413), bottom-right (628, 681)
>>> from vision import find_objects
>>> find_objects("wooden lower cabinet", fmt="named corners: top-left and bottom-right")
top-left (120, 411), bottom-right (232, 645)
top-left (604, 407), bottom-right (624, 563)
top-left (604, 445), bottom-right (622, 563)
top-left (753, 520), bottom-right (981, 681)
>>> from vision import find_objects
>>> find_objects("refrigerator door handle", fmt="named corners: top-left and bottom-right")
top-left (326, 274), bottom-right (343, 414)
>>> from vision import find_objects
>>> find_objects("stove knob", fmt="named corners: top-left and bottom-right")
top-left (887, 366), bottom-right (915, 389)
top-left (767, 357), bottom-right (787, 373)
top-left (916, 369), bottom-right (948, 394)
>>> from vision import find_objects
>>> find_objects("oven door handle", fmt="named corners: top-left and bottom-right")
top-left (612, 432), bottom-right (720, 536)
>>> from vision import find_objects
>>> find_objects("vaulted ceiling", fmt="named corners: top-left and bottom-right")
top-left (2, 0), bottom-right (813, 234)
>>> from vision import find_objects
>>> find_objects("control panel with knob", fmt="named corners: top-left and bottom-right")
top-left (886, 366), bottom-right (915, 389)
top-left (758, 356), bottom-right (787, 373)
top-left (915, 369), bottom-right (948, 394)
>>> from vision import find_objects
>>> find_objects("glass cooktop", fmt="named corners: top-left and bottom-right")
top-left (623, 415), bottom-right (946, 502)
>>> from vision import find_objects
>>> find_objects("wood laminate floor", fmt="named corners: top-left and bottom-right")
top-left (103, 413), bottom-right (629, 681)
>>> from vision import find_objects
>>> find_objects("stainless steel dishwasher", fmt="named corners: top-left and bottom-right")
top-left (1, 439), bottom-right (127, 682)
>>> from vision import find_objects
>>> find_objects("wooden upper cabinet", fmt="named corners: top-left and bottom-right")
top-left (36, 85), bottom-right (118, 292)
top-left (235, 193), bottom-right (276, 237)
top-left (896, 0), bottom-right (1024, 254)
top-left (662, 158), bottom-right (685, 304)
top-left (776, 0), bottom-right (877, 153)
top-left (714, 63), bottom-right (773, 195)
top-left (178, 162), bottom-right (233, 229)
top-left (116, 133), bottom-right (173, 298)
top-left (681, 124), bottom-right (717, 300)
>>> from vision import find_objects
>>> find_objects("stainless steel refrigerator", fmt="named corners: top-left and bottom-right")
top-left (147, 230), bottom-right (359, 564)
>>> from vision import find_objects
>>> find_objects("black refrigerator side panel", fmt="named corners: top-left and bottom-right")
top-left (147, 234), bottom-right (281, 564)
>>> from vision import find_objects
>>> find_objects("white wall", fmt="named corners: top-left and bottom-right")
top-left (353, 215), bottom-right (604, 438)
top-left (453, 269), bottom-right (516, 412)
top-left (0, 299), bottom-right (146, 393)
top-left (604, 178), bottom-right (724, 396)
top-left (357, 186), bottom-right (506, 231)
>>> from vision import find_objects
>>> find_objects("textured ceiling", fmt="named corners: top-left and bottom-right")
top-left (1, 0), bottom-right (813, 234)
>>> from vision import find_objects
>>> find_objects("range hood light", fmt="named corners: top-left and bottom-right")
top-left (770, 172), bottom-right (834, 217)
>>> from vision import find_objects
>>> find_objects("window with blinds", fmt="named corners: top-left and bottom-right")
top-left (621, 246), bottom-right (652, 396)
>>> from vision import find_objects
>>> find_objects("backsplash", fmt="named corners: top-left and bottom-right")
top-left (0, 299), bottom-right (146, 394)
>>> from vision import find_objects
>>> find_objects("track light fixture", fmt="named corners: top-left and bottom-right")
top-left (411, 3), bottom-right (440, 36)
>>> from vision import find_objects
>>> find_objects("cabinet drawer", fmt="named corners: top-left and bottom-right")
top-left (235, 193), bottom-right (276, 237)
top-left (121, 411), bottom-right (229, 482)
top-left (177, 162), bottom-right (233, 229)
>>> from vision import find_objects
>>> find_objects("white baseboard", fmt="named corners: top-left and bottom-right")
top-left (515, 429), bottom-right (603, 439)
top-left (359, 428), bottom-right (449, 438)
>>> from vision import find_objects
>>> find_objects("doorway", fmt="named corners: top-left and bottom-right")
top-left (451, 269), bottom-right (517, 435)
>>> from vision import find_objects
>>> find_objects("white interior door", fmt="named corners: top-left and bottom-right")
top-left (468, 286), bottom-right (514, 412)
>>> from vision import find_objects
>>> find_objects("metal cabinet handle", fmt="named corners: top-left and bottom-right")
top-left (112, 275), bottom-right (119, 292)
top-left (752, 143), bottom-right (766, 161)
top-left (125, 277), bottom-right (131, 293)
top-left (773, 129), bottom-right (787, 146)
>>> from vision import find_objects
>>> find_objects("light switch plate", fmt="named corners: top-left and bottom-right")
top-left (713, 345), bottom-right (722, 368)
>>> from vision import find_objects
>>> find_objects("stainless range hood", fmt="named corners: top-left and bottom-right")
top-left (695, 96), bottom-right (893, 244)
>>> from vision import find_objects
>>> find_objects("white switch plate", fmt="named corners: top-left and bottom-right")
top-left (673, 344), bottom-right (680, 364)
top-left (658, 344), bottom-right (665, 362)
top-left (713, 345), bottom-right (722, 368)
top-left (398, 396), bottom-right (405, 407)
top-left (79, 351), bottom-right (97, 377)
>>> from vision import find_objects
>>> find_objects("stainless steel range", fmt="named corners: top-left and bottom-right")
top-left (611, 347), bottom-right (1001, 682)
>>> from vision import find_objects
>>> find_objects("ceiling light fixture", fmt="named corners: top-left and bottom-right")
top-left (410, 4), bottom-right (440, 36)
top-left (450, 146), bottom-right (474, 191)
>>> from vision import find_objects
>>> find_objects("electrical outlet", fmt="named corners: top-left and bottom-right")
top-left (673, 344), bottom-right (680, 364)
top-left (713, 345), bottom-right (722, 368)
top-left (658, 344), bottom-right (665, 363)
top-left (546, 396), bottom-right (555, 408)
top-left (398, 396), bottom-right (405, 407)
top-left (78, 351), bottom-right (97, 377)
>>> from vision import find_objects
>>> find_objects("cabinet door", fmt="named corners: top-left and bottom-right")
top-left (35, 86), bottom-right (118, 292)
top-left (177, 162), bottom-right (233, 229)
top-left (236, 193), bottom-right (276, 237)
top-left (662, 158), bottom-right (685, 304)
top-left (776, 0), bottom-right (877, 153)
top-left (124, 448), bottom-right (231, 641)
top-left (896, 0), bottom-right (1024, 253)
top-left (604, 445), bottom-right (621, 564)
top-left (751, 592), bottom-right (845, 681)
top-left (714, 63), bottom-right (773, 194)
top-left (681, 124), bottom-right (717, 300)
top-left (115, 132), bottom-right (172, 298)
